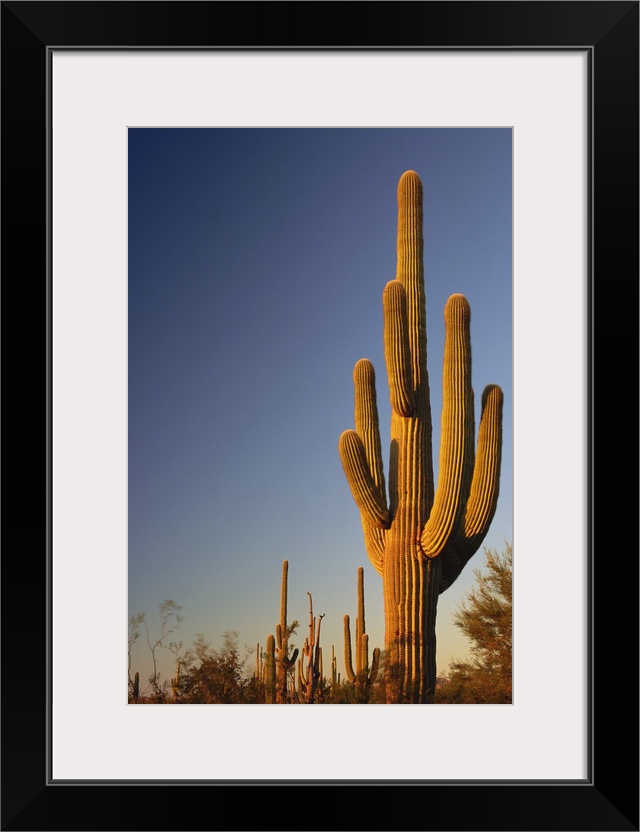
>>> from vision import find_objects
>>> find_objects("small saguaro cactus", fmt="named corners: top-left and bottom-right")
top-left (339, 170), bottom-right (503, 703)
top-left (170, 661), bottom-right (181, 700)
top-left (343, 566), bottom-right (380, 700)
top-left (264, 634), bottom-right (276, 704)
top-left (275, 559), bottom-right (299, 703)
top-left (298, 592), bottom-right (324, 704)
top-left (132, 671), bottom-right (140, 703)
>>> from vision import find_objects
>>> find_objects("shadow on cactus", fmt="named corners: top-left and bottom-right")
top-left (339, 170), bottom-right (504, 704)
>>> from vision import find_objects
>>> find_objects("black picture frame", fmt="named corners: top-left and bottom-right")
top-left (2, 2), bottom-right (637, 830)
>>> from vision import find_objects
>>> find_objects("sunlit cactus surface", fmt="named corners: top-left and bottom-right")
top-left (339, 170), bottom-right (503, 703)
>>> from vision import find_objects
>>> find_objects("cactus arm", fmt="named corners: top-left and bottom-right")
top-left (352, 359), bottom-right (388, 573)
top-left (357, 566), bottom-right (366, 629)
top-left (280, 560), bottom-right (288, 634)
top-left (356, 566), bottom-right (366, 674)
top-left (361, 632), bottom-right (370, 676)
top-left (396, 172), bottom-right (427, 383)
top-left (343, 614), bottom-right (356, 682)
top-left (383, 280), bottom-right (415, 416)
top-left (355, 616), bottom-right (363, 676)
top-left (439, 383), bottom-right (504, 591)
top-left (314, 615), bottom-right (325, 670)
top-left (265, 634), bottom-right (276, 703)
top-left (421, 294), bottom-right (475, 559)
top-left (464, 384), bottom-right (503, 540)
top-left (370, 647), bottom-right (381, 685)
top-left (353, 359), bottom-right (386, 492)
top-left (339, 430), bottom-right (390, 529)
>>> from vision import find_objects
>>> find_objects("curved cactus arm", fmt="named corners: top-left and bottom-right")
top-left (440, 383), bottom-right (504, 591)
top-left (339, 430), bottom-right (390, 529)
top-left (383, 280), bottom-right (415, 416)
top-left (464, 384), bottom-right (503, 539)
top-left (421, 294), bottom-right (475, 559)
top-left (353, 359), bottom-right (389, 572)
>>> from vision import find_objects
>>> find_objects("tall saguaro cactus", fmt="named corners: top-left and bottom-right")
top-left (339, 170), bottom-right (503, 703)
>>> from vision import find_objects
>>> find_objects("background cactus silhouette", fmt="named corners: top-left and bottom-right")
top-left (274, 560), bottom-right (299, 703)
top-left (344, 566), bottom-right (380, 701)
top-left (339, 170), bottom-right (504, 703)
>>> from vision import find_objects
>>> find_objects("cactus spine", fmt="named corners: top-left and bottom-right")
top-left (344, 566), bottom-right (380, 700)
top-left (339, 170), bottom-right (503, 703)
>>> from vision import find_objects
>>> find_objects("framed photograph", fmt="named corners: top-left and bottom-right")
top-left (2, 2), bottom-right (637, 830)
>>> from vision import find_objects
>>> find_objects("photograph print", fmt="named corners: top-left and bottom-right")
top-left (127, 127), bottom-right (513, 706)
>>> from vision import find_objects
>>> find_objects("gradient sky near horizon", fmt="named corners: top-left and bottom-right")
top-left (128, 127), bottom-right (513, 693)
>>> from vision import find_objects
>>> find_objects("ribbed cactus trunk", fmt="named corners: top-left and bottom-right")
top-left (339, 171), bottom-right (503, 703)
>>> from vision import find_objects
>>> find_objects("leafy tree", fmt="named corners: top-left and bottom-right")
top-left (176, 631), bottom-right (263, 703)
top-left (436, 543), bottom-right (512, 704)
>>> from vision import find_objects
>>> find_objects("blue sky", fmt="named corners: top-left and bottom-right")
top-left (128, 128), bottom-right (512, 693)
